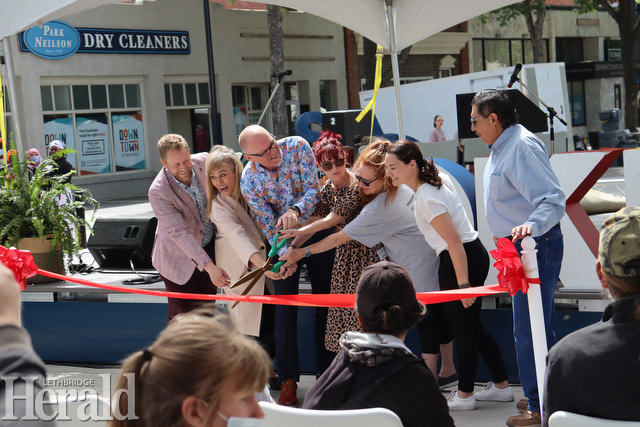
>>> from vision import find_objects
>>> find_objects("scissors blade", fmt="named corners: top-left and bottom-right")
top-left (231, 274), bottom-right (262, 309)
top-left (228, 269), bottom-right (262, 289)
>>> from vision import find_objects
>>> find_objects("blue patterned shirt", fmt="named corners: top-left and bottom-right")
top-left (241, 136), bottom-right (320, 244)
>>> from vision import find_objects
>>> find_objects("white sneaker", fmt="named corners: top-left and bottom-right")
top-left (474, 381), bottom-right (514, 402)
top-left (446, 390), bottom-right (477, 411)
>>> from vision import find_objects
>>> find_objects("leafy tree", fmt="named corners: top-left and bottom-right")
top-left (483, 0), bottom-right (547, 64)
top-left (575, 0), bottom-right (640, 130)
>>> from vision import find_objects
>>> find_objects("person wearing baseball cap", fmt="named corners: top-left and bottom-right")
top-left (543, 207), bottom-right (640, 424)
top-left (304, 261), bottom-right (453, 427)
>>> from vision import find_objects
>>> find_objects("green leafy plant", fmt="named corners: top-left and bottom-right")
top-left (0, 148), bottom-right (98, 266)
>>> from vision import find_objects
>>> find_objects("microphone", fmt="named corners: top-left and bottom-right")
top-left (272, 69), bottom-right (293, 79)
top-left (507, 64), bottom-right (522, 88)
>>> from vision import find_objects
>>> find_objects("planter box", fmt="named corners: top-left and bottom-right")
top-left (17, 236), bottom-right (64, 284)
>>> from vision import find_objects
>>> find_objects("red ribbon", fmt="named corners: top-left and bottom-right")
top-left (490, 238), bottom-right (540, 296)
top-left (1, 245), bottom-right (508, 307)
top-left (0, 245), bottom-right (39, 291)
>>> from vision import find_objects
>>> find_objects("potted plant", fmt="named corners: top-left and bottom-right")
top-left (0, 147), bottom-right (98, 283)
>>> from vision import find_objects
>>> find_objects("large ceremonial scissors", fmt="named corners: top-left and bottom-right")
top-left (227, 232), bottom-right (289, 308)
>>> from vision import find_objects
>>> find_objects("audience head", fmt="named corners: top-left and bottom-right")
top-left (5, 149), bottom-right (18, 165)
top-left (470, 90), bottom-right (518, 144)
top-left (597, 206), bottom-right (640, 299)
top-left (205, 145), bottom-right (245, 217)
top-left (238, 125), bottom-right (282, 170)
top-left (27, 148), bottom-right (42, 167)
top-left (49, 140), bottom-right (66, 157)
top-left (157, 134), bottom-right (192, 185)
top-left (353, 138), bottom-right (395, 203)
top-left (313, 130), bottom-right (347, 181)
top-left (356, 261), bottom-right (426, 336)
top-left (386, 140), bottom-right (441, 190)
top-left (433, 115), bottom-right (443, 129)
top-left (110, 310), bottom-right (270, 427)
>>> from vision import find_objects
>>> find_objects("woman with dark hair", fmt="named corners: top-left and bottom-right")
top-left (429, 115), bottom-right (446, 142)
top-left (281, 130), bottom-right (379, 352)
top-left (385, 140), bottom-right (512, 411)
top-left (304, 261), bottom-right (454, 427)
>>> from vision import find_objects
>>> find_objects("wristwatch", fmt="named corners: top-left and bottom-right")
top-left (304, 247), bottom-right (312, 258)
top-left (291, 205), bottom-right (301, 216)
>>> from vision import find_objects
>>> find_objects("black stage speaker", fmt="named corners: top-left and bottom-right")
top-left (322, 109), bottom-right (374, 147)
top-left (455, 89), bottom-right (548, 139)
top-left (88, 217), bottom-right (157, 270)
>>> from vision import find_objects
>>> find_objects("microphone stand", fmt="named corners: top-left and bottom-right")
top-left (257, 73), bottom-right (289, 127)
top-left (511, 77), bottom-right (568, 154)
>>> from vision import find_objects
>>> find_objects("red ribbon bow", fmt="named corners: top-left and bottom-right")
top-left (0, 245), bottom-right (39, 291)
top-left (489, 238), bottom-right (536, 296)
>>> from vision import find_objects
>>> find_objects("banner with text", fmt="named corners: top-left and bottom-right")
top-left (113, 114), bottom-right (145, 171)
top-left (77, 116), bottom-right (111, 174)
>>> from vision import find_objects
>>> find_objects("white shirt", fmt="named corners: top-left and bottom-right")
top-left (414, 174), bottom-right (478, 255)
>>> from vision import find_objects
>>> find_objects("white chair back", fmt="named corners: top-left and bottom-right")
top-left (257, 401), bottom-right (403, 427)
top-left (548, 411), bottom-right (640, 426)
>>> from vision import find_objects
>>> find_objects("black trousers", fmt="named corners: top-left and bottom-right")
top-left (438, 238), bottom-right (509, 392)
top-left (272, 228), bottom-right (335, 381)
top-left (161, 239), bottom-right (217, 321)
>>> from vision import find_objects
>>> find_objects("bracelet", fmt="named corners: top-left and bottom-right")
top-left (289, 244), bottom-right (297, 249)
top-left (458, 283), bottom-right (470, 289)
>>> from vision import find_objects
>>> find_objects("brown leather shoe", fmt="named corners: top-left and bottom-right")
top-left (278, 378), bottom-right (298, 406)
top-left (506, 410), bottom-right (541, 426)
top-left (516, 398), bottom-right (529, 412)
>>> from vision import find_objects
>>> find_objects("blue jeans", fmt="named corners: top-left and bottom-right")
top-left (513, 224), bottom-right (563, 413)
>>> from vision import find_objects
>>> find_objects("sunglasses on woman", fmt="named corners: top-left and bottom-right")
top-left (321, 158), bottom-right (346, 171)
top-left (355, 173), bottom-right (378, 187)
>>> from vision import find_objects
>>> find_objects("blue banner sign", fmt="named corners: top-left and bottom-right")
top-left (20, 21), bottom-right (190, 57)
top-left (22, 21), bottom-right (81, 59)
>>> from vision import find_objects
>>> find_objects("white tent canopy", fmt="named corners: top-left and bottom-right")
top-left (0, 0), bottom-right (520, 146)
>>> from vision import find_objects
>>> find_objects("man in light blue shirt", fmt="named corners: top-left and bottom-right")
top-left (471, 89), bottom-right (565, 427)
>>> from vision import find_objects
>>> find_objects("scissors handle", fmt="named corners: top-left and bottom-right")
top-left (270, 260), bottom-right (285, 273)
top-left (268, 232), bottom-right (290, 258)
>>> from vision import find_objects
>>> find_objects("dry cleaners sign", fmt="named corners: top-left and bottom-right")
top-left (20, 20), bottom-right (190, 59)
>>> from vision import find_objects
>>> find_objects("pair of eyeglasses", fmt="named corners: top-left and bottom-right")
top-left (470, 116), bottom-right (489, 127)
top-left (355, 173), bottom-right (378, 187)
top-left (321, 158), bottom-right (345, 171)
top-left (245, 139), bottom-right (278, 157)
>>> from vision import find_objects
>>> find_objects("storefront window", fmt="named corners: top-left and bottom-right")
top-left (472, 38), bottom-right (549, 71)
top-left (40, 82), bottom-right (145, 175)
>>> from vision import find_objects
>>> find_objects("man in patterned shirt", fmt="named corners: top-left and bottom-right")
top-left (239, 125), bottom-right (335, 406)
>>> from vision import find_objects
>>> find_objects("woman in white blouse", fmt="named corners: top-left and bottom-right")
top-left (385, 140), bottom-right (512, 412)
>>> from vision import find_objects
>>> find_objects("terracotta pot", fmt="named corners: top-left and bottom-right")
top-left (17, 236), bottom-right (64, 284)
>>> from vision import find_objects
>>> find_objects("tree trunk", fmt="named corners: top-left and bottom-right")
top-left (267, 5), bottom-right (288, 137)
top-left (524, 7), bottom-right (546, 63)
top-left (617, 0), bottom-right (639, 130)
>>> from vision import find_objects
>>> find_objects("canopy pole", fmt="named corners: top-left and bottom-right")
top-left (384, 0), bottom-right (405, 140)
top-left (2, 37), bottom-right (25, 158)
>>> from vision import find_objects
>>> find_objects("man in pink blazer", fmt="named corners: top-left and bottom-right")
top-left (148, 134), bottom-right (229, 320)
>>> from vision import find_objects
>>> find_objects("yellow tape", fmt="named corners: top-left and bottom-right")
top-left (356, 44), bottom-right (384, 141)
